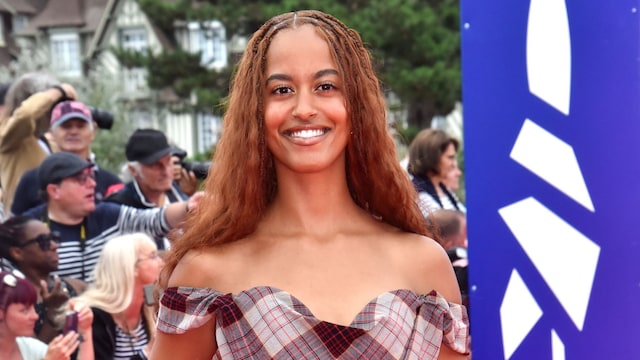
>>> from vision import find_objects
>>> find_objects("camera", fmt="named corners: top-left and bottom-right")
top-left (172, 148), bottom-right (211, 180)
top-left (88, 106), bottom-right (114, 130)
top-left (181, 160), bottom-right (211, 180)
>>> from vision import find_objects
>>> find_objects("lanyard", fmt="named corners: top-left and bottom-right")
top-left (43, 210), bottom-right (88, 280)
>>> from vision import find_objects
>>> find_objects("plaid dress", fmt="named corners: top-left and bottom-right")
top-left (158, 286), bottom-right (470, 359)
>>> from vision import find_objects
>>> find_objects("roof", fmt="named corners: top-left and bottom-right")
top-left (88, 0), bottom-right (175, 59)
top-left (0, 0), bottom-right (47, 14)
top-left (17, 0), bottom-right (108, 35)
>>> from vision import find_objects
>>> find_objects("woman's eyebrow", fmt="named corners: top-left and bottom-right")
top-left (265, 69), bottom-right (339, 84)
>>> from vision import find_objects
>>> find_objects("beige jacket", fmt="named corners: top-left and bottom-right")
top-left (0, 91), bottom-right (58, 212)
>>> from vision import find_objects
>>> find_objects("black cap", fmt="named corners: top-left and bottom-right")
top-left (125, 129), bottom-right (173, 164)
top-left (39, 152), bottom-right (93, 190)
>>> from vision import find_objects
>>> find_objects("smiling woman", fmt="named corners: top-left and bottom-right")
top-left (0, 270), bottom-right (94, 360)
top-left (152, 10), bottom-right (470, 360)
top-left (0, 216), bottom-right (88, 344)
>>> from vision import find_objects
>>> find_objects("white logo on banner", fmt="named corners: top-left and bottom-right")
top-left (497, 0), bottom-right (601, 358)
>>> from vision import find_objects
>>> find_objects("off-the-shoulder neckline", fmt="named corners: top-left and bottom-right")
top-left (166, 285), bottom-right (450, 328)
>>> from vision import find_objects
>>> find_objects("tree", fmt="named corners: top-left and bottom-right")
top-left (347, 0), bottom-right (460, 130)
top-left (136, 0), bottom-right (460, 130)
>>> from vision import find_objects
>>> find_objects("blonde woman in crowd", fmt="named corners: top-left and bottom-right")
top-left (75, 233), bottom-right (163, 359)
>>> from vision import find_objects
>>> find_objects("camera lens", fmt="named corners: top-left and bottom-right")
top-left (88, 106), bottom-right (114, 130)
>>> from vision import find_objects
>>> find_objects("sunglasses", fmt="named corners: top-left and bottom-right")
top-left (18, 231), bottom-right (62, 251)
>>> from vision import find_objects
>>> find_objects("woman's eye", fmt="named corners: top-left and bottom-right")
top-left (318, 83), bottom-right (336, 91)
top-left (273, 86), bottom-right (292, 95)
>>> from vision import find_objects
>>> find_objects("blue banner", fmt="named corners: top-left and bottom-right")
top-left (462, 0), bottom-right (640, 358)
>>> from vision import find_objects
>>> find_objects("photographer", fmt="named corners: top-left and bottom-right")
top-left (170, 149), bottom-right (204, 197)
top-left (11, 100), bottom-right (121, 215)
top-left (0, 73), bottom-right (74, 212)
top-left (105, 129), bottom-right (188, 250)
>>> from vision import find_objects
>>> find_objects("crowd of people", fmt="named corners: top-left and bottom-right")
top-left (0, 9), bottom-right (470, 360)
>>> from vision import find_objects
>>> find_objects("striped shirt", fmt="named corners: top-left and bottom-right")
top-left (24, 202), bottom-right (171, 283)
top-left (114, 320), bottom-right (149, 360)
top-left (417, 191), bottom-right (467, 217)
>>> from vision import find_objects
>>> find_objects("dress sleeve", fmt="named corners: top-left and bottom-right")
top-left (157, 287), bottom-right (225, 334)
top-left (419, 291), bottom-right (471, 355)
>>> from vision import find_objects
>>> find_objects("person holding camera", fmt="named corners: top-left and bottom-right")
top-left (12, 101), bottom-right (122, 216)
top-left (74, 233), bottom-right (162, 360)
top-left (105, 129), bottom-right (188, 250)
top-left (0, 73), bottom-right (75, 213)
top-left (170, 151), bottom-right (198, 197)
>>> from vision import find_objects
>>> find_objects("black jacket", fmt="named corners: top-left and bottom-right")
top-left (91, 307), bottom-right (149, 360)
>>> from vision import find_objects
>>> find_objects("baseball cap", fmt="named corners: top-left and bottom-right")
top-left (38, 152), bottom-right (93, 190)
top-left (125, 129), bottom-right (173, 165)
top-left (50, 100), bottom-right (93, 128)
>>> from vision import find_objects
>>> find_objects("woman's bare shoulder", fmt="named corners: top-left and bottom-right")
top-left (390, 232), bottom-right (462, 303)
top-left (168, 247), bottom-right (226, 288)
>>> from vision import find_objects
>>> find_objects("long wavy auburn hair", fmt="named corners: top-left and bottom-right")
top-left (162, 10), bottom-right (430, 285)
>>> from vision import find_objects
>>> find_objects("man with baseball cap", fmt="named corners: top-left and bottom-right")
top-left (23, 152), bottom-right (201, 282)
top-left (105, 129), bottom-right (188, 249)
top-left (11, 100), bottom-right (122, 215)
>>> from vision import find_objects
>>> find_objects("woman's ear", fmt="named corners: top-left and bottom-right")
top-left (8, 246), bottom-right (23, 262)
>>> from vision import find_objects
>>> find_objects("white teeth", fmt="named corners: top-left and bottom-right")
top-left (289, 129), bottom-right (325, 138)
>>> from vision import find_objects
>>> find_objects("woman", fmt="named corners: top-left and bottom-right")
top-left (0, 216), bottom-right (87, 343)
top-left (0, 271), bottom-right (93, 360)
top-left (408, 128), bottom-right (466, 216)
top-left (74, 233), bottom-right (163, 359)
top-left (152, 10), bottom-right (469, 359)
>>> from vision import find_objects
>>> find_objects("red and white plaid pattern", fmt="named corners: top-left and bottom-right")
top-left (158, 286), bottom-right (470, 359)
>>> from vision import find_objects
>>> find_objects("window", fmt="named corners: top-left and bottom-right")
top-left (121, 28), bottom-right (147, 52)
top-left (187, 21), bottom-right (227, 69)
top-left (197, 112), bottom-right (221, 153)
top-left (120, 28), bottom-right (148, 94)
top-left (13, 15), bottom-right (29, 33)
top-left (49, 32), bottom-right (81, 77)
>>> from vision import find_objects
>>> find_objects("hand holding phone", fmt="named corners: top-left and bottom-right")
top-left (63, 310), bottom-right (78, 334)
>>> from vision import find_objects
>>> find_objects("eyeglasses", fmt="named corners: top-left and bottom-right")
top-left (136, 252), bottom-right (160, 263)
top-left (18, 231), bottom-right (62, 251)
top-left (68, 170), bottom-right (95, 185)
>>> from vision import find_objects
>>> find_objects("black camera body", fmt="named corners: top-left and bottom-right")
top-left (88, 106), bottom-right (114, 130)
top-left (173, 148), bottom-right (211, 180)
top-left (182, 160), bottom-right (211, 180)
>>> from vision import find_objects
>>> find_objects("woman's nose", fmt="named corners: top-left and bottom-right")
top-left (292, 91), bottom-right (317, 120)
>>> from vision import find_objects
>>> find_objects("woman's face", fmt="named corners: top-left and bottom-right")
top-left (135, 242), bottom-right (163, 286)
top-left (263, 24), bottom-right (349, 174)
top-left (17, 220), bottom-right (60, 272)
top-left (1, 303), bottom-right (38, 337)
top-left (438, 143), bottom-right (458, 178)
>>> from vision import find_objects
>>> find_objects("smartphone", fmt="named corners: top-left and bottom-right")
top-left (63, 311), bottom-right (78, 334)
top-left (143, 284), bottom-right (155, 306)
